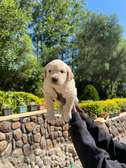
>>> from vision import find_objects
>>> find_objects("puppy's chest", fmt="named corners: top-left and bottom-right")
top-left (53, 88), bottom-right (66, 105)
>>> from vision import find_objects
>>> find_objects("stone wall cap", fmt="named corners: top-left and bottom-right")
top-left (0, 110), bottom-right (47, 122)
top-left (119, 112), bottom-right (126, 117)
top-left (107, 112), bottom-right (126, 121)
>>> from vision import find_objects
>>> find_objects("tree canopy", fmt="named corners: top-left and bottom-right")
top-left (0, 0), bottom-right (126, 99)
top-left (74, 12), bottom-right (126, 98)
top-left (31, 0), bottom-right (83, 64)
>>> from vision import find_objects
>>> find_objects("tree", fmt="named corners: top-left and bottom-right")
top-left (106, 39), bottom-right (126, 96)
top-left (31, 0), bottom-right (83, 65)
top-left (0, 0), bottom-right (30, 70)
top-left (74, 12), bottom-right (125, 98)
top-left (0, 0), bottom-right (41, 94)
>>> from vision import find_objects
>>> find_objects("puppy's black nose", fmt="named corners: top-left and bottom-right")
top-left (52, 77), bottom-right (58, 83)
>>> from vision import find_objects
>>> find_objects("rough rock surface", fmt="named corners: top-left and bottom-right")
top-left (0, 112), bottom-right (126, 168)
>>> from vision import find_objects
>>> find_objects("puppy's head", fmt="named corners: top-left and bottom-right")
top-left (44, 59), bottom-right (73, 85)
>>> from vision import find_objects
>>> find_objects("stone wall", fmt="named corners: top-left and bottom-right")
top-left (0, 113), bottom-right (82, 168)
top-left (0, 112), bottom-right (126, 168)
top-left (105, 113), bottom-right (126, 141)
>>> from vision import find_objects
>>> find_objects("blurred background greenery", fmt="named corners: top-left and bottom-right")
top-left (0, 0), bottom-right (126, 101)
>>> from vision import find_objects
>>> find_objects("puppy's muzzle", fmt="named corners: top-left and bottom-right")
top-left (52, 77), bottom-right (58, 83)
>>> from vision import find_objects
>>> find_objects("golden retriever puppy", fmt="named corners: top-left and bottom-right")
top-left (43, 59), bottom-right (78, 122)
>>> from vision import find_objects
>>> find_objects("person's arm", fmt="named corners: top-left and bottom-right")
top-left (75, 105), bottom-right (126, 164)
top-left (70, 112), bottom-right (126, 168)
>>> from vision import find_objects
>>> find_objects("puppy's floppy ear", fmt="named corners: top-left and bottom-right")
top-left (44, 69), bottom-right (47, 79)
top-left (67, 66), bottom-right (74, 81)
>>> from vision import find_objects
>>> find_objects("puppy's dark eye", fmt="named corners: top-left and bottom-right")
top-left (48, 70), bottom-right (51, 73)
top-left (60, 70), bottom-right (64, 73)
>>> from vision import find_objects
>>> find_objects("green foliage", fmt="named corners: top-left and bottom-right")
top-left (75, 12), bottom-right (126, 98)
top-left (0, 0), bottom-right (40, 93)
top-left (32, 0), bottom-right (83, 64)
top-left (79, 98), bottom-right (123, 117)
top-left (100, 99), bottom-right (120, 115)
top-left (112, 98), bottom-right (126, 112)
top-left (0, 0), bottom-right (30, 68)
top-left (0, 91), bottom-right (44, 115)
top-left (80, 101), bottom-right (103, 117)
top-left (1, 0), bottom-right (126, 101)
top-left (81, 84), bottom-right (99, 100)
top-left (0, 33), bottom-right (41, 94)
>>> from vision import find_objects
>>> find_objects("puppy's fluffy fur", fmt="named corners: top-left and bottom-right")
top-left (43, 59), bottom-right (78, 121)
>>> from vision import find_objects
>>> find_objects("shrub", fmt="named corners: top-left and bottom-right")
top-left (112, 98), bottom-right (126, 112)
top-left (100, 99), bottom-right (120, 115)
top-left (79, 98), bottom-right (123, 118)
top-left (81, 84), bottom-right (99, 101)
top-left (80, 101), bottom-right (103, 117)
top-left (0, 91), bottom-right (44, 115)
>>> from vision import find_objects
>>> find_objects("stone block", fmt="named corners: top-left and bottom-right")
top-left (40, 127), bottom-right (45, 136)
top-left (13, 129), bottom-right (22, 140)
top-left (38, 117), bottom-right (44, 124)
top-left (23, 144), bottom-right (31, 156)
top-left (25, 122), bottom-right (36, 132)
top-left (47, 139), bottom-right (53, 150)
top-left (21, 124), bottom-right (26, 133)
top-left (22, 134), bottom-right (28, 144)
top-left (33, 133), bottom-right (41, 143)
top-left (16, 140), bottom-right (23, 148)
top-left (0, 122), bottom-right (11, 133)
top-left (12, 122), bottom-right (21, 130)
top-left (31, 143), bottom-right (40, 151)
top-left (12, 148), bottom-right (23, 158)
top-left (0, 132), bottom-right (6, 141)
top-left (0, 140), bottom-right (8, 153)
top-left (30, 116), bottom-right (38, 123)
top-left (63, 131), bottom-right (68, 139)
top-left (28, 133), bottom-right (34, 145)
top-left (40, 136), bottom-right (46, 149)
top-left (33, 125), bottom-right (40, 134)
top-left (1, 143), bottom-right (12, 156)
top-left (6, 132), bottom-right (13, 142)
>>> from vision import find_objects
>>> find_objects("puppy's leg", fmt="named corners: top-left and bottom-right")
top-left (62, 96), bottom-right (74, 122)
top-left (59, 102), bottom-right (63, 114)
top-left (45, 96), bottom-right (55, 120)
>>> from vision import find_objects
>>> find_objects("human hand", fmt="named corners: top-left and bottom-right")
top-left (72, 103), bottom-right (88, 120)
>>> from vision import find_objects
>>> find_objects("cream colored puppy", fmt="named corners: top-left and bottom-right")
top-left (43, 59), bottom-right (78, 122)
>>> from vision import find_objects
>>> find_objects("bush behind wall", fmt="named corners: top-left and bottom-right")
top-left (79, 98), bottom-right (126, 117)
top-left (0, 91), bottom-right (44, 115)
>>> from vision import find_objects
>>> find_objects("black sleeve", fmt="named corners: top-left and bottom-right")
top-left (70, 112), bottom-right (126, 168)
top-left (83, 115), bottom-right (126, 164)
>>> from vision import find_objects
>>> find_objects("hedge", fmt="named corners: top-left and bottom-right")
top-left (0, 91), bottom-right (44, 115)
top-left (79, 98), bottom-right (126, 117)
top-left (1, 90), bottom-right (126, 118)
